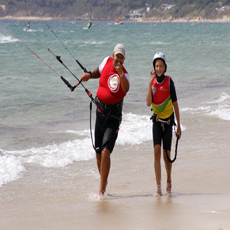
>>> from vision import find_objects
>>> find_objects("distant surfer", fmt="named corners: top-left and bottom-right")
top-left (146, 52), bottom-right (181, 197)
top-left (87, 21), bottom-right (92, 29)
top-left (26, 22), bottom-right (30, 31)
top-left (86, 9), bottom-right (92, 29)
top-left (80, 44), bottom-right (130, 199)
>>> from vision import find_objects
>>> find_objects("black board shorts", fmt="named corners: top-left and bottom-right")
top-left (152, 119), bottom-right (173, 151)
top-left (94, 109), bottom-right (120, 154)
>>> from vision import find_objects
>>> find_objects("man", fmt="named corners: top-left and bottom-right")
top-left (80, 44), bottom-right (130, 199)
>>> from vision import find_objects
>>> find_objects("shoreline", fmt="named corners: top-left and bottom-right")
top-left (1, 15), bottom-right (230, 23)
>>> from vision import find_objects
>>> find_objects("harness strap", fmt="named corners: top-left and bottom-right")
top-left (156, 116), bottom-right (170, 125)
top-left (165, 135), bottom-right (179, 163)
top-left (89, 101), bottom-right (96, 151)
top-left (97, 107), bottom-right (120, 122)
top-left (156, 115), bottom-right (170, 131)
top-left (95, 97), bottom-right (123, 121)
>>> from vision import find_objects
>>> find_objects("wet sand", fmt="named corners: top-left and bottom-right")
top-left (0, 135), bottom-right (230, 230)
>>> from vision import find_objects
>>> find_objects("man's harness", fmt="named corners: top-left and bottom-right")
top-left (90, 97), bottom-right (123, 152)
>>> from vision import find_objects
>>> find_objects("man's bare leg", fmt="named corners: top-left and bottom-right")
top-left (96, 149), bottom-right (110, 199)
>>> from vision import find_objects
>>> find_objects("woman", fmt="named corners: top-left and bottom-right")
top-left (146, 52), bottom-right (181, 196)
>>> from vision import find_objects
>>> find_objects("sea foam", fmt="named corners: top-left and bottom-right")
top-left (181, 92), bottom-right (230, 121)
top-left (0, 155), bottom-right (25, 187)
top-left (2, 113), bottom-right (152, 169)
top-left (209, 104), bottom-right (230, 121)
top-left (0, 113), bottom-right (185, 186)
top-left (208, 92), bottom-right (230, 104)
top-left (0, 35), bottom-right (18, 43)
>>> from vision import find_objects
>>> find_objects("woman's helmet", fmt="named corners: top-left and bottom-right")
top-left (153, 52), bottom-right (167, 72)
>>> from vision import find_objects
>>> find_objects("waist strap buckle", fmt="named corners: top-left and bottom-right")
top-left (156, 116), bottom-right (170, 125)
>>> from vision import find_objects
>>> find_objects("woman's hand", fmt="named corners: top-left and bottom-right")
top-left (149, 69), bottom-right (156, 84)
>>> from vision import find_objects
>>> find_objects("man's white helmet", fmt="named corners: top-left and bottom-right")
top-left (153, 52), bottom-right (167, 72)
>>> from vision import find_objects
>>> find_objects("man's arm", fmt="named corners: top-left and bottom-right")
top-left (80, 66), bottom-right (100, 82)
top-left (120, 72), bottom-right (129, 93)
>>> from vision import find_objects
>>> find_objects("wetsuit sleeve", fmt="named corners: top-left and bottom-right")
top-left (170, 78), bottom-right (177, 102)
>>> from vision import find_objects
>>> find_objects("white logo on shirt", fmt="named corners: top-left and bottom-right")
top-left (152, 86), bottom-right (156, 95)
top-left (108, 74), bottom-right (120, 93)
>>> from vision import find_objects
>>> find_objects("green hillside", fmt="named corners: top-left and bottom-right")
top-left (0, 0), bottom-right (230, 20)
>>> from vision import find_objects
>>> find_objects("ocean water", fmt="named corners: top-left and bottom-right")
top-left (0, 20), bottom-right (230, 189)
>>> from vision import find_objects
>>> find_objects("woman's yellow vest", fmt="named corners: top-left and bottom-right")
top-left (151, 75), bottom-right (173, 119)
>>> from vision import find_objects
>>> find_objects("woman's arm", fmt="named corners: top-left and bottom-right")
top-left (146, 70), bottom-right (155, 107)
top-left (173, 101), bottom-right (182, 139)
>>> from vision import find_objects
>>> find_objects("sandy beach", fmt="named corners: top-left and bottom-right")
top-left (1, 134), bottom-right (230, 230)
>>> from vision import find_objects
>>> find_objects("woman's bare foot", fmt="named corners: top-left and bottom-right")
top-left (154, 191), bottom-right (163, 197)
top-left (154, 184), bottom-right (163, 197)
top-left (166, 182), bottom-right (172, 194)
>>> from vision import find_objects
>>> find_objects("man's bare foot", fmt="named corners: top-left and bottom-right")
top-left (98, 179), bottom-right (108, 200)
top-left (99, 187), bottom-right (107, 200)
top-left (99, 193), bottom-right (106, 200)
